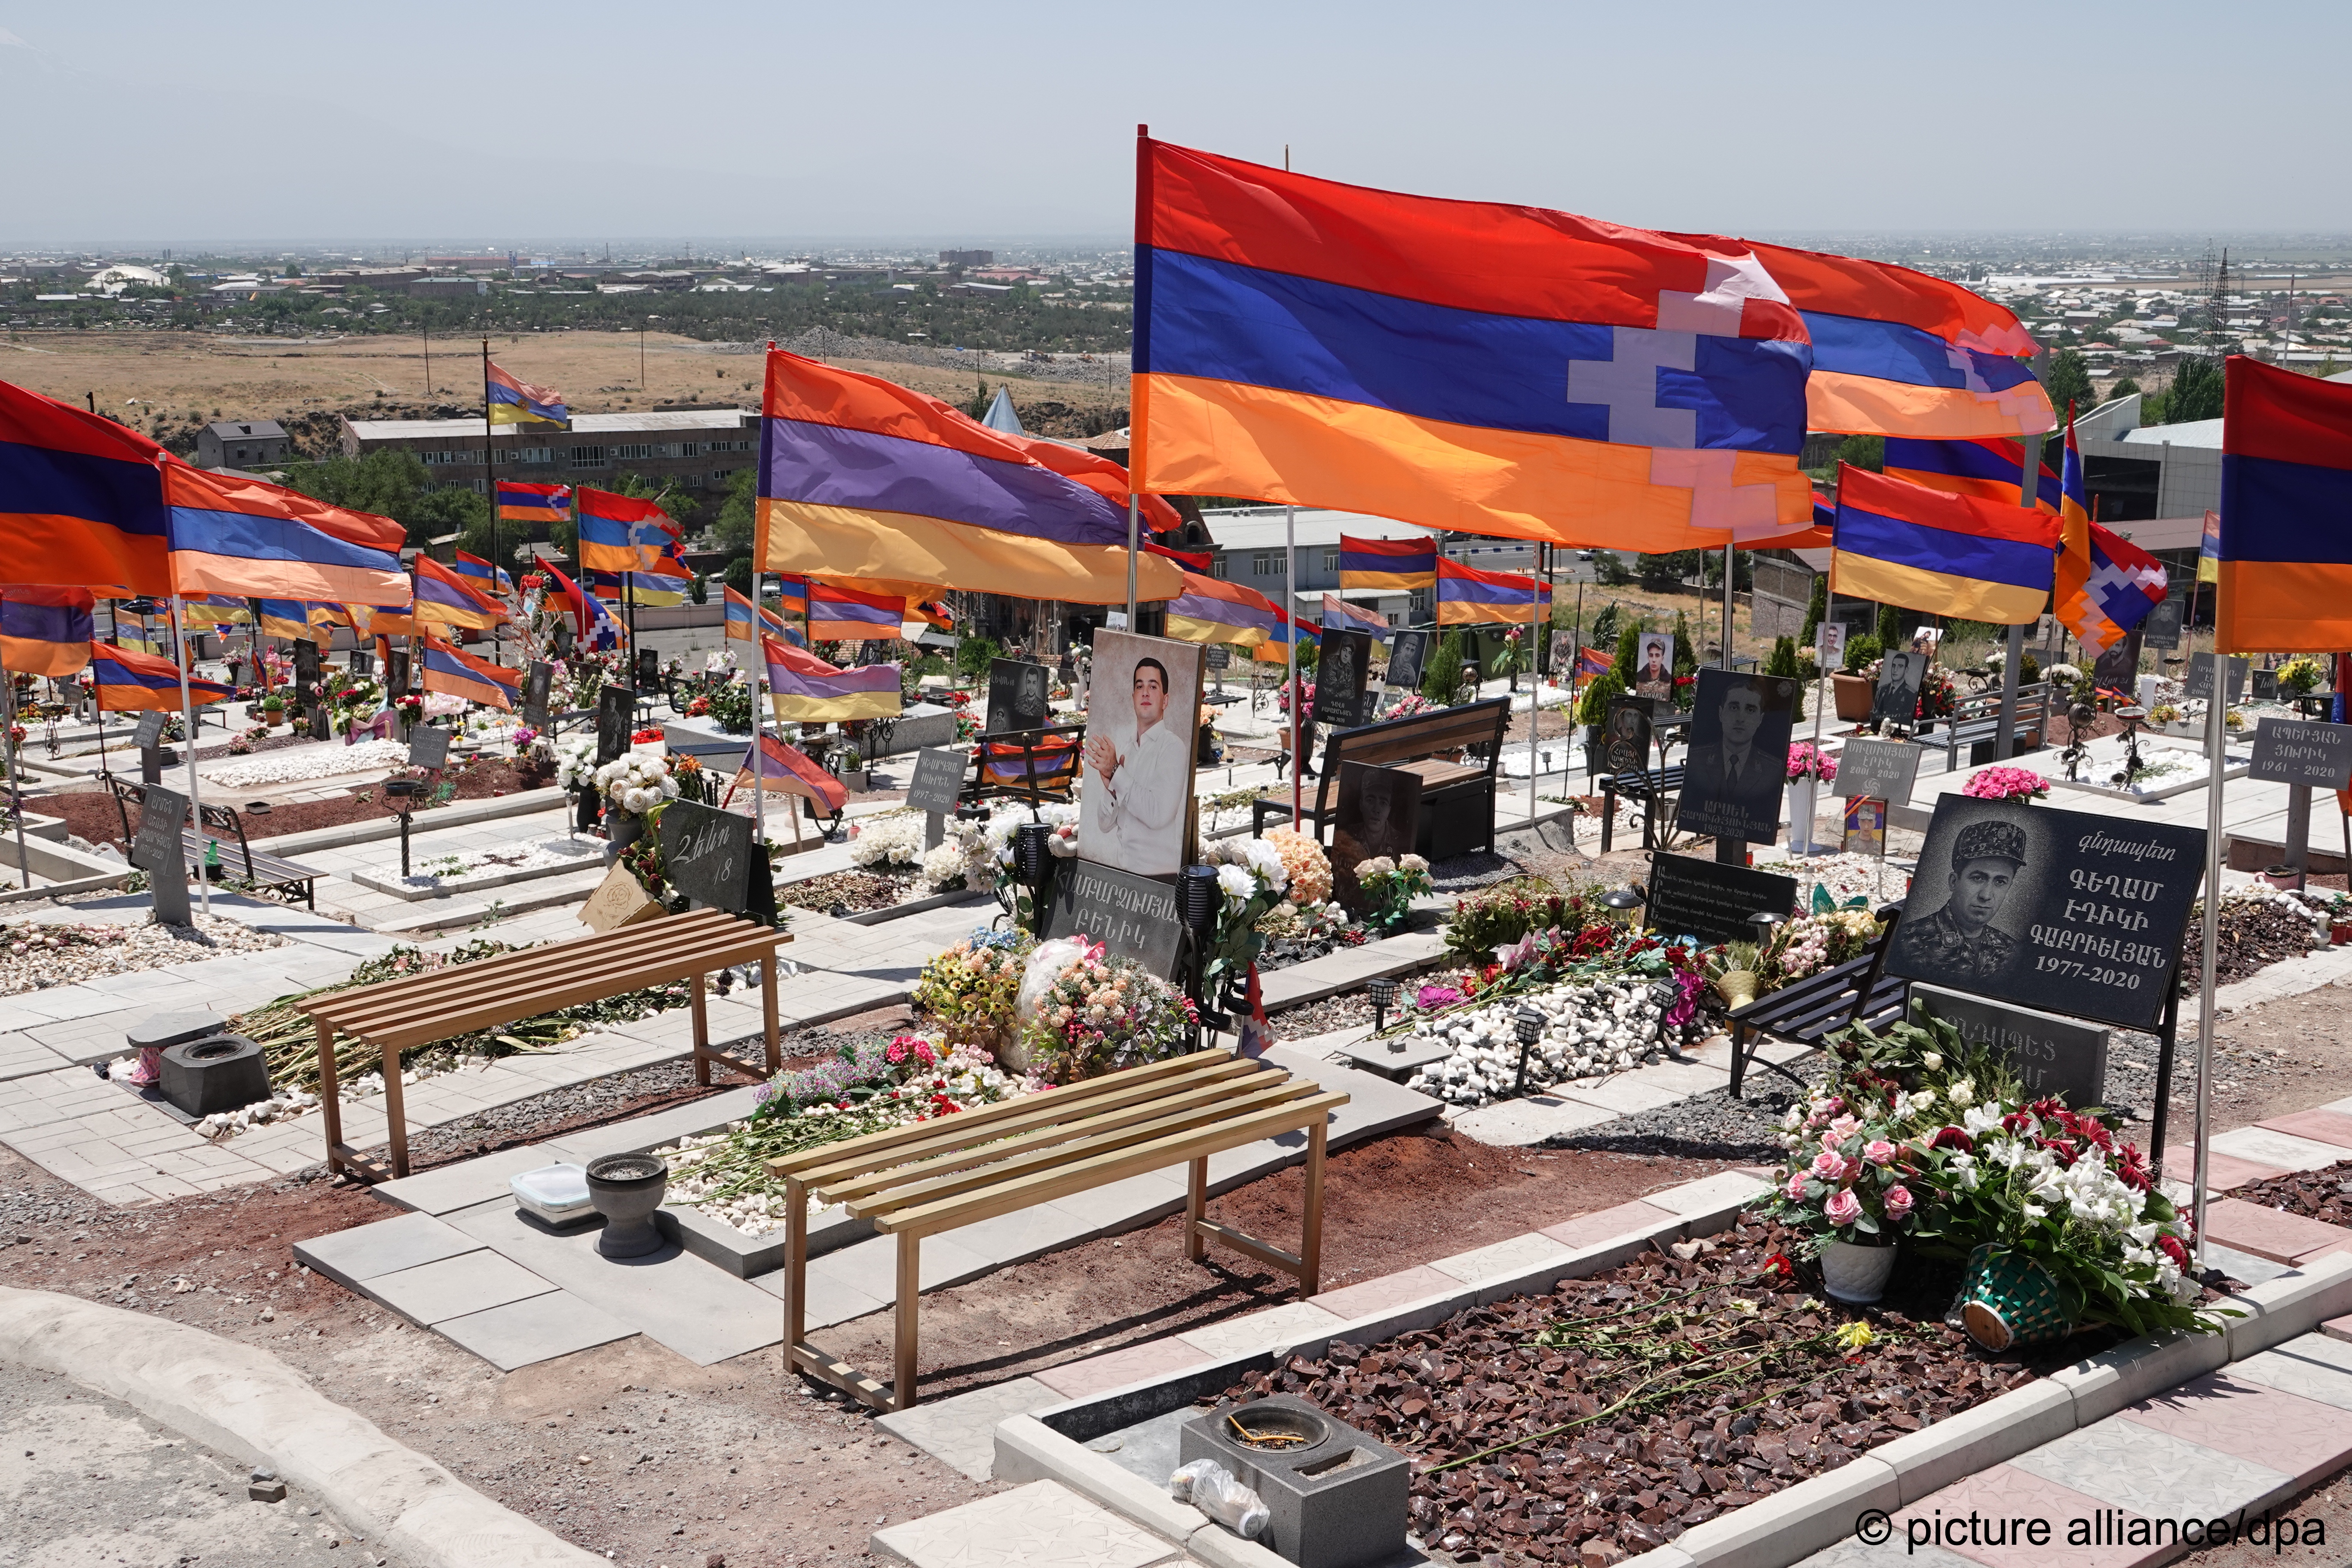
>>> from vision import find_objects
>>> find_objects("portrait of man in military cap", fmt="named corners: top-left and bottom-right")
top-left (1894, 818), bottom-right (2028, 983)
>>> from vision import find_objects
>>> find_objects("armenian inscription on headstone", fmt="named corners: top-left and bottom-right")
top-left (1836, 737), bottom-right (1921, 807)
top-left (131, 783), bottom-right (191, 927)
top-left (1331, 760), bottom-right (1423, 914)
top-left (596, 686), bottom-right (637, 765)
top-left (2184, 652), bottom-right (2250, 703)
top-left (659, 799), bottom-right (756, 913)
top-left (2250, 718), bottom-right (2352, 790)
top-left (1911, 983), bottom-right (2111, 1112)
top-left (1886, 796), bottom-right (2206, 1029)
top-left (1044, 859), bottom-right (1183, 977)
top-left (984, 658), bottom-right (1050, 736)
top-left (407, 726), bottom-right (452, 771)
top-left (1644, 853), bottom-right (1797, 945)
top-left (521, 661), bottom-right (553, 728)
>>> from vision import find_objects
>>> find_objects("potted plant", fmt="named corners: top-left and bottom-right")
top-left (1759, 1095), bottom-right (1919, 1303)
top-left (1785, 742), bottom-right (1836, 855)
top-left (261, 692), bottom-right (285, 726)
top-left (2279, 656), bottom-right (2325, 700)
top-left (1961, 765), bottom-right (2049, 802)
top-left (1832, 633), bottom-right (1881, 720)
top-left (840, 750), bottom-right (867, 791)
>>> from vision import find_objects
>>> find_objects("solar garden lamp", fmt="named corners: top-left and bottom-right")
top-left (1600, 884), bottom-right (1644, 929)
top-left (1015, 821), bottom-right (1054, 933)
top-left (1179, 864), bottom-right (1222, 1033)
top-left (1647, 978), bottom-right (1683, 1053)
top-left (1367, 975), bottom-right (1399, 1044)
top-left (383, 778), bottom-right (428, 877)
top-left (1748, 910), bottom-right (1786, 963)
top-left (1512, 1004), bottom-right (1546, 1095)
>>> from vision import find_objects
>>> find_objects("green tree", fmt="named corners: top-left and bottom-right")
top-left (1876, 603), bottom-right (1902, 651)
top-left (1421, 629), bottom-right (1466, 705)
top-left (1766, 634), bottom-right (1805, 722)
top-left (1589, 600), bottom-right (1621, 649)
top-left (714, 467), bottom-right (758, 552)
top-left (1610, 619), bottom-right (1642, 688)
top-left (2044, 348), bottom-right (2096, 417)
top-left (724, 556), bottom-right (753, 596)
top-left (965, 380), bottom-right (991, 420)
top-left (1800, 573), bottom-right (1828, 648)
top-left (2165, 357), bottom-right (2224, 423)
top-left (2108, 376), bottom-right (2143, 402)
top-left (1591, 550), bottom-right (1630, 586)
top-left (1670, 610), bottom-right (1698, 708)
top-left (1835, 435), bottom-right (1884, 472)
top-left (1575, 667), bottom-right (1625, 726)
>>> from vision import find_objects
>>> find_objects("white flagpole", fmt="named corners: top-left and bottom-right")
top-left (167, 595), bottom-right (210, 918)
top-left (752, 585), bottom-right (768, 847)
top-left (1286, 505), bottom-right (1298, 830)
top-left (2195, 653), bottom-right (2224, 1274)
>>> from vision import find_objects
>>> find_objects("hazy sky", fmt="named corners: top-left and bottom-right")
top-left (3, 0), bottom-right (2343, 248)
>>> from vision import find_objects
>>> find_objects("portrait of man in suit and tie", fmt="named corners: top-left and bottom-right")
top-left (1676, 668), bottom-right (1798, 845)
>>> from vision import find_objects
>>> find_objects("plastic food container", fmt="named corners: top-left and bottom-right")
top-left (509, 1163), bottom-right (594, 1226)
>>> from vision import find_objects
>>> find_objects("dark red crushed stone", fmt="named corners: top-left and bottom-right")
top-left (2177, 900), bottom-right (2327, 993)
top-left (1209, 1220), bottom-right (2108, 1565)
top-left (2232, 1158), bottom-right (2352, 1228)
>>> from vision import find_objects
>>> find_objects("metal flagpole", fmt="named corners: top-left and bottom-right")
top-left (1286, 505), bottom-right (1299, 830)
top-left (1720, 543), bottom-right (1734, 668)
top-left (480, 338), bottom-right (501, 666)
top-left (1527, 544), bottom-right (1544, 823)
top-left (751, 579), bottom-right (768, 848)
top-left (167, 594), bottom-right (210, 918)
top-left (1124, 495), bottom-right (1139, 629)
top-left (2196, 637), bottom-right (2224, 1275)
top-left (3, 668), bottom-right (26, 890)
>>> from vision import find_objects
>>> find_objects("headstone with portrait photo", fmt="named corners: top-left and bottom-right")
top-left (1385, 628), bottom-right (1431, 692)
top-left (551, 618), bottom-right (575, 658)
top-left (386, 649), bottom-right (410, 700)
top-left (595, 685), bottom-right (637, 765)
top-left (1673, 667), bottom-right (1797, 845)
top-left (984, 658), bottom-right (1050, 737)
top-left (1313, 629), bottom-right (1372, 729)
top-left (293, 639), bottom-right (320, 692)
top-left (1885, 794), bottom-right (2206, 1030)
top-left (1842, 797), bottom-right (1886, 857)
top-left (1814, 622), bottom-right (1846, 672)
top-left (1331, 760), bottom-right (1422, 914)
top-left (349, 650), bottom-right (375, 676)
top-left (1630, 633), bottom-right (1678, 704)
top-left (1076, 629), bottom-right (1202, 881)
top-left (521, 660), bottom-right (553, 728)
top-left (1871, 650), bottom-right (1928, 732)
top-left (1602, 698), bottom-right (1653, 776)
top-left (2140, 594), bottom-right (2184, 651)
top-left (2092, 629), bottom-right (2141, 699)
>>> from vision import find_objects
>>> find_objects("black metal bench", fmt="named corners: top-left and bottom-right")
top-left (1908, 684), bottom-right (2049, 773)
top-left (1251, 697), bottom-right (1510, 860)
top-left (107, 780), bottom-right (324, 908)
top-left (1727, 903), bottom-right (1906, 1097)
top-left (1599, 766), bottom-right (1684, 853)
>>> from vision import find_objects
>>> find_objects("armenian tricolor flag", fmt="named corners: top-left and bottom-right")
top-left (454, 550), bottom-right (514, 595)
top-left (756, 349), bottom-right (1181, 604)
top-left (1338, 535), bottom-right (1437, 591)
top-left (2054, 415), bottom-right (2166, 658)
top-left (1830, 465), bottom-right (2057, 625)
top-left (2216, 356), bottom-right (2352, 652)
top-left (1253, 604), bottom-right (1320, 665)
top-left (0, 379), bottom-right (171, 596)
top-left (1745, 242), bottom-right (2054, 440)
top-left (1884, 436), bottom-right (2062, 512)
top-left (89, 641), bottom-right (232, 712)
top-left (904, 597), bottom-right (953, 633)
top-left (178, 594), bottom-right (250, 629)
top-left (1166, 572), bottom-right (1283, 649)
top-left (1576, 645), bottom-right (1614, 678)
top-left (807, 581), bottom-right (906, 642)
top-left (730, 732), bottom-right (848, 815)
top-left (0, 587), bottom-right (93, 676)
top-left (419, 634), bottom-right (524, 710)
top-left (1322, 594), bottom-right (1393, 641)
top-left (486, 361), bottom-right (569, 430)
top-left (1435, 557), bottom-right (1551, 626)
top-left (162, 461), bottom-right (408, 605)
top-left (760, 633), bottom-right (902, 722)
top-left (723, 583), bottom-right (788, 643)
top-left (255, 600), bottom-right (322, 643)
top-left (584, 567), bottom-right (688, 609)
top-left (413, 555), bottom-right (508, 631)
top-left (1132, 134), bottom-right (1814, 550)
top-left (496, 480), bottom-right (571, 525)
top-left (576, 487), bottom-right (679, 573)
top-left (772, 573), bottom-right (810, 617)
top-left (981, 733), bottom-right (1078, 792)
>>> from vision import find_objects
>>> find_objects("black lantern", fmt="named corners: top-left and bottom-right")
top-left (1367, 976), bottom-right (1398, 1043)
top-left (1748, 910), bottom-right (1787, 956)
top-left (1014, 821), bottom-right (1052, 889)
top-left (1179, 864), bottom-right (1221, 940)
top-left (1600, 885), bottom-right (1644, 928)
top-left (1512, 1004), bottom-right (1546, 1094)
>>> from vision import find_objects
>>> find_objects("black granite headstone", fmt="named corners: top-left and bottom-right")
top-left (1313, 630), bottom-right (1372, 729)
top-left (386, 649), bottom-right (411, 700)
top-left (1886, 795), bottom-right (2206, 1029)
top-left (1675, 668), bottom-right (1797, 845)
top-left (1331, 761), bottom-right (1422, 914)
top-left (1871, 651), bottom-right (1928, 731)
top-left (1385, 629), bottom-right (1431, 692)
top-left (1043, 858), bottom-right (1183, 977)
top-left (596, 685), bottom-right (637, 765)
top-left (131, 783), bottom-right (191, 927)
top-left (1645, 853), bottom-right (1797, 945)
top-left (2140, 595), bottom-right (2184, 651)
top-left (1602, 699), bottom-right (1652, 776)
top-left (984, 658), bottom-right (1050, 736)
top-left (293, 640), bottom-right (320, 692)
top-left (407, 726), bottom-right (452, 771)
top-left (521, 661), bottom-right (553, 728)
top-left (1911, 983), bottom-right (2112, 1112)
top-left (2251, 718), bottom-right (2352, 790)
top-left (659, 799), bottom-right (757, 913)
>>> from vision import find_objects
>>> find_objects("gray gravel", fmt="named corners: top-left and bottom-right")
top-left (0, 1358), bottom-right (412, 1567)
top-left (1545, 1054), bottom-right (1829, 1162)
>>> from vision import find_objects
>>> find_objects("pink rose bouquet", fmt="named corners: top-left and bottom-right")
top-left (1759, 1092), bottom-right (1920, 1253)
top-left (1962, 766), bottom-right (2048, 802)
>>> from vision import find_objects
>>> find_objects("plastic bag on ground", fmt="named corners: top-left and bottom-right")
top-left (1168, 1458), bottom-right (1270, 1539)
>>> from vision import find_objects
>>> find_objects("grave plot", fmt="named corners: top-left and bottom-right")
top-left (0, 912), bottom-right (285, 994)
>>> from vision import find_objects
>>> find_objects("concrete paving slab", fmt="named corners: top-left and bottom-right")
top-left (1553, 1073), bottom-right (1690, 1115)
top-left (807, 1230), bottom-right (998, 1306)
top-left (1032, 1338), bottom-right (1217, 1403)
top-left (1176, 1299), bottom-right (1346, 1360)
top-left (2201, 1197), bottom-right (2352, 1265)
top-left (2205, 1240), bottom-right (2294, 1287)
top-left (947, 1203), bottom-right (1104, 1270)
top-left (2229, 1332), bottom-right (2352, 1412)
top-left (876, 1375), bottom-right (1056, 1483)
top-left (1539, 1198), bottom-right (1682, 1250)
top-left (2210, 1126), bottom-right (2352, 1173)
top-left (368, 1144), bottom-right (562, 1217)
top-left (754, 1260), bottom-right (889, 1330)
top-left (1451, 1095), bottom-right (1617, 1146)
top-left (434, 1289), bottom-right (638, 1372)
top-left (442, 1198), bottom-right (783, 1366)
top-left (1886, 1463), bottom-right (2141, 1568)
top-left (1308, 1264), bottom-right (1459, 1323)
top-left (870, 1479), bottom-right (1181, 1568)
top-left (2257, 1108), bottom-right (2352, 1154)
top-left (1430, 1231), bottom-right (1574, 1285)
top-left (364, 1249), bottom-right (559, 1326)
top-left (291, 1210), bottom-right (484, 1291)
top-left (2007, 1420), bottom-right (2291, 1522)
top-left (2114, 1370), bottom-right (2352, 1487)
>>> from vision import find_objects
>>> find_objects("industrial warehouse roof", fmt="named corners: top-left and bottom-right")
top-left (1202, 508), bottom-right (1440, 552)
top-left (342, 408), bottom-right (752, 441)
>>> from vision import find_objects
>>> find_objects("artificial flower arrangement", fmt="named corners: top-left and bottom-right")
top-left (1275, 678), bottom-right (1316, 717)
top-left (1961, 766), bottom-right (2049, 802)
top-left (1260, 825), bottom-right (1332, 905)
top-left (2045, 662), bottom-right (2083, 689)
top-left (2279, 656), bottom-right (2325, 698)
top-left (1381, 692), bottom-right (1437, 720)
top-left (1757, 908), bottom-right (1882, 993)
top-left (553, 734), bottom-right (598, 791)
top-left (1758, 1096), bottom-right (1920, 1246)
top-left (1197, 834), bottom-right (1293, 1006)
top-left (1013, 935), bottom-right (1198, 1081)
top-left (1913, 666), bottom-right (1958, 721)
top-left (1353, 853), bottom-right (1433, 933)
top-left (918, 815), bottom-right (1001, 895)
top-left (593, 750), bottom-right (678, 816)
top-left (848, 812), bottom-right (927, 873)
top-left (1785, 742), bottom-right (1837, 782)
top-left (910, 928), bottom-right (1035, 1059)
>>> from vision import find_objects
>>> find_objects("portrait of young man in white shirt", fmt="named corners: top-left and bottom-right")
top-left (1080, 639), bottom-right (1197, 876)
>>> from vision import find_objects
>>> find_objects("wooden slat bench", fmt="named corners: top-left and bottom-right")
top-left (299, 907), bottom-right (789, 1182)
top-left (110, 780), bottom-right (325, 908)
top-left (1251, 697), bottom-right (1510, 859)
top-left (1598, 766), bottom-right (1684, 854)
top-left (1727, 903), bottom-right (1906, 1097)
top-left (768, 1049), bottom-right (1349, 1411)
top-left (1908, 684), bottom-right (2049, 773)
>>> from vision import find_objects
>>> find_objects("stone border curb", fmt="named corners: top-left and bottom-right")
top-left (987, 1173), bottom-right (2352, 1568)
top-left (0, 1284), bottom-right (602, 1568)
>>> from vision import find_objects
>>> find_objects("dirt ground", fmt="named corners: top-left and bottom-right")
top-left (0, 328), bottom-right (1122, 437)
top-left (36, 753), bottom-right (553, 851)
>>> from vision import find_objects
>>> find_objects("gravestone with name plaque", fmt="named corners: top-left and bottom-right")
top-left (1313, 629), bottom-right (1372, 729)
top-left (1911, 983), bottom-right (2111, 1113)
top-left (905, 746), bottom-right (965, 849)
top-left (134, 710), bottom-right (168, 784)
top-left (2140, 594), bottom-right (2184, 651)
top-left (1871, 651), bottom-right (1928, 732)
top-left (386, 649), bottom-right (411, 700)
top-left (2184, 652), bottom-right (2249, 703)
top-left (1204, 644), bottom-right (1231, 671)
top-left (293, 640), bottom-right (320, 692)
top-left (1043, 859), bottom-right (1183, 978)
top-left (521, 661), bottom-right (553, 728)
top-left (984, 658), bottom-right (1050, 736)
top-left (595, 686), bottom-right (637, 765)
top-left (130, 783), bottom-right (191, 927)
top-left (2250, 718), bottom-right (2352, 790)
top-left (1886, 795), bottom-right (2206, 1030)
top-left (659, 799), bottom-right (758, 914)
top-left (1836, 737), bottom-right (1921, 807)
top-left (1644, 853), bottom-right (1796, 945)
top-left (1331, 760), bottom-right (1422, 914)
top-left (1385, 629), bottom-right (1431, 692)
top-left (407, 725), bottom-right (452, 771)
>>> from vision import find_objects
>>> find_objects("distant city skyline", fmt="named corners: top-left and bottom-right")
top-left (3, 1), bottom-right (2344, 245)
